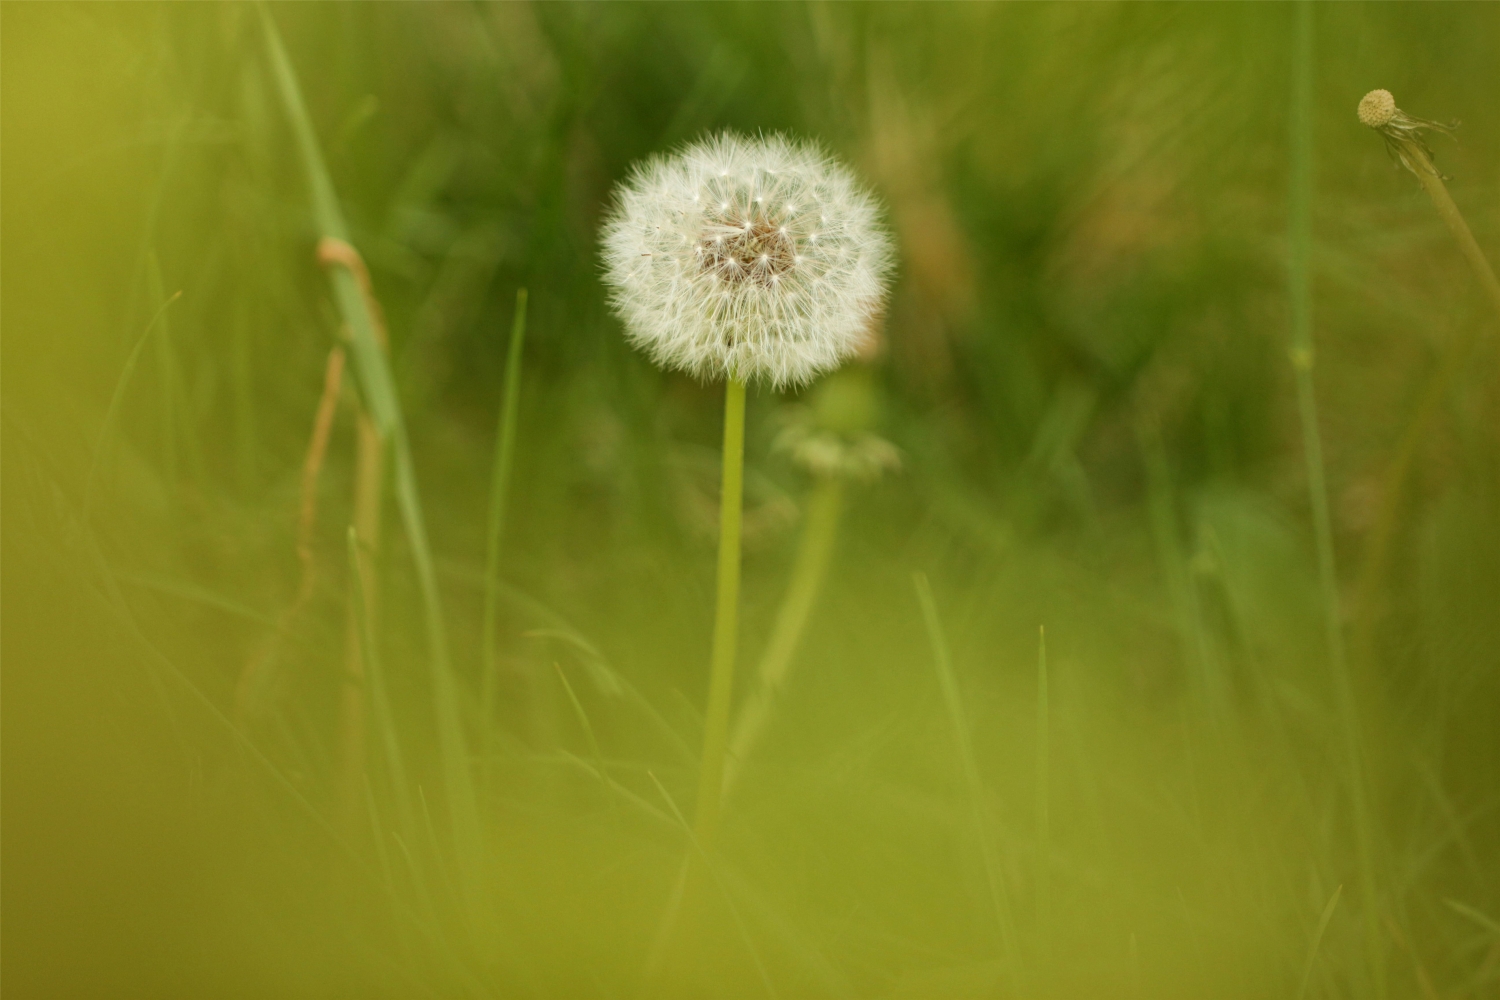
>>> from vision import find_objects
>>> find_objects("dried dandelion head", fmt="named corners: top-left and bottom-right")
top-left (773, 368), bottom-right (900, 482)
top-left (599, 132), bottom-right (894, 388)
top-left (1358, 88), bottom-right (1459, 177)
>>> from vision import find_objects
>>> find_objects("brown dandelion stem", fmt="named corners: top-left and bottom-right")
top-left (693, 376), bottom-right (747, 848)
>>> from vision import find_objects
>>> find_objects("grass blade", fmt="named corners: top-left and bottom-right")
top-left (1296, 884), bottom-right (1342, 1000)
top-left (1288, 6), bottom-right (1383, 993)
top-left (481, 288), bottom-right (529, 749)
top-left (257, 6), bottom-right (481, 876)
top-left (914, 572), bottom-right (1017, 973)
top-left (1035, 625), bottom-right (1051, 950)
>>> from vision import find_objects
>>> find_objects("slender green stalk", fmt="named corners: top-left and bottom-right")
top-left (339, 404), bottom-right (385, 830)
top-left (1035, 625), bottom-right (1051, 947)
top-left (692, 376), bottom-right (747, 847)
top-left (258, 5), bottom-right (481, 902)
top-left (723, 474), bottom-right (845, 799)
top-left (1136, 419), bottom-right (1223, 721)
top-left (915, 572), bottom-right (1017, 970)
top-left (85, 292), bottom-right (183, 526)
top-left (1296, 884), bottom-right (1343, 1000)
top-left (1289, 5), bottom-right (1383, 994)
top-left (232, 307), bottom-right (259, 491)
top-left (147, 252), bottom-right (179, 488)
top-left (481, 289), bottom-right (529, 751)
top-left (348, 525), bottom-right (416, 844)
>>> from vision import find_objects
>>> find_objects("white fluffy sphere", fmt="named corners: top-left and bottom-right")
top-left (599, 133), bottom-right (894, 388)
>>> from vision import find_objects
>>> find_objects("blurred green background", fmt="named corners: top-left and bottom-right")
top-left (4, 3), bottom-right (1498, 998)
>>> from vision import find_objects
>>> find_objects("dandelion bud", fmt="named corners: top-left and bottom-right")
top-left (599, 133), bottom-right (894, 388)
top-left (1358, 89), bottom-right (1396, 129)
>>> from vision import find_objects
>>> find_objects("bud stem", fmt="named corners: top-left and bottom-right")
top-left (1404, 147), bottom-right (1500, 326)
top-left (723, 474), bottom-right (846, 800)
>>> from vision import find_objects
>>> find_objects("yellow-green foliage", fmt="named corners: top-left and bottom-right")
top-left (5, 4), bottom-right (1499, 998)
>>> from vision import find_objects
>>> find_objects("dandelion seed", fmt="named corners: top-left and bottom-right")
top-left (599, 132), bottom-right (894, 387)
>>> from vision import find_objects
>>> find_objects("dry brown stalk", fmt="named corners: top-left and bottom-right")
top-left (317, 236), bottom-right (391, 829)
top-left (233, 344), bottom-right (347, 720)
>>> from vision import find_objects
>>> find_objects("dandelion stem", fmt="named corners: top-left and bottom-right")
top-left (693, 376), bottom-right (747, 847)
top-left (1406, 152), bottom-right (1500, 326)
top-left (723, 474), bottom-right (844, 799)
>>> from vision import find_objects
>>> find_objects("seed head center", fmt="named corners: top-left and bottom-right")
top-left (700, 214), bottom-right (796, 286)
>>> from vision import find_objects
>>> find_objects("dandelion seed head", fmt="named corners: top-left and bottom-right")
top-left (1357, 89), bottom-right (1460, 179)
top-left (599, 132), bottom-right (894, 387)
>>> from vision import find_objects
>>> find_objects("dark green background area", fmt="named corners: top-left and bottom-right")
top-left (4, 3), bottom-right (1498, 997)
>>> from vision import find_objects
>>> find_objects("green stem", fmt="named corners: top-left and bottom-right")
top-left (1289, 5), bottom-right (1383, 994)
top-left (481, 289), bottom-right (529, 754)
top-left (692, 376), bottom-right (747, 847)
top-left (1035, 625), bottom-right (1051, 947)
top-left (723, 474), bottom-right (844, 799)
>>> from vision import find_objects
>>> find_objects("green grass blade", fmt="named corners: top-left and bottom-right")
top-left (914, 572), bottom-right (1017, 972)
top-left (1287, 5), bottom-right (1383, 993)
top-left (257, 5), bottom-right (481, 874)
top-left (481, 288), bottom-right (528, 743)
top-left (552, 662), bottom-right (612, 807)
top-left (1035, 625), bottom-right (1051, 950)
top-left (85, 290), bottom-right (183, 526)
top-left (348, 526), bottom-right (417, 844)
top-left (1295, 884), bottom-right (1342, 1000)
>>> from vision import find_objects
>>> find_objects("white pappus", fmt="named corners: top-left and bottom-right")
top-left (599, 132), bottom-right (894, 388)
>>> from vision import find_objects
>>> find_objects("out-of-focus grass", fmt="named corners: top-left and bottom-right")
top-left (4, 3), bottom-right (1499, 998)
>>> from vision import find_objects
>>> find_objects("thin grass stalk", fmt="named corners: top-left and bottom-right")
top-left (723, 474), bottom-right (845, 799)
top-left (347, 525), bottom-right (416, 838)
top-left (480, 288), bottom-right (529, 772)
top-left (693, 375), bottom-right (747, 847)
top-left (1289, 6), bottom-right (1384, 994)
top-left (258, 8), bottom-right (482, 882)
top-left (552, 663), bottom-right (615, 814)
top-left (84, 290), bottom-right (183, 529)
top-left (1350, 318), bottom-right (1480, 668)
top-left (340, 403), bottom-right (385, 830)
top-left (1296, 884), bottom-right (1343, 1000)
top-left (147, 252), bottom-right (180, 489)
top-left (1035, 625), bottom-right (1051, 952)
top-left (1135, 418), bottom-right (1224, 722)
top-left (232, 307), bottom-right (259, 491)
top-left (914, 572), bottom-right (1018, 974)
